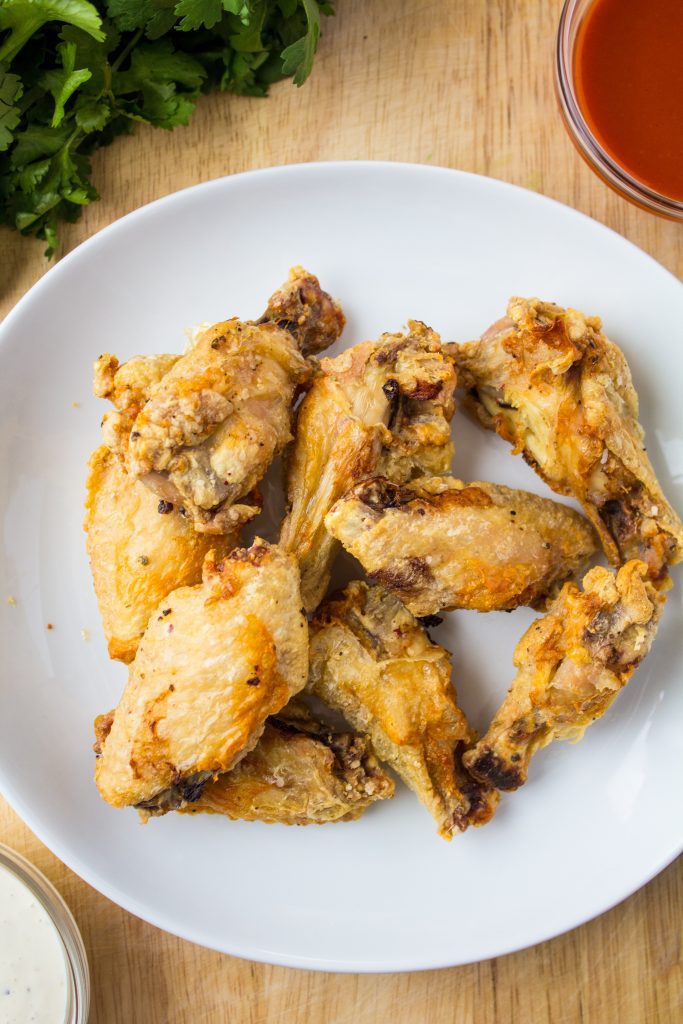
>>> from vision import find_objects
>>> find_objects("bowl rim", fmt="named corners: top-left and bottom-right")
top-left (0, 843), bottom-right (90, 1023)
top-left (555, 0), bottom-right (683, 221)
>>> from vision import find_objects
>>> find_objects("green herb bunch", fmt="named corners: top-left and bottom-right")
top-left (0, 0), bottom-right (333, 256)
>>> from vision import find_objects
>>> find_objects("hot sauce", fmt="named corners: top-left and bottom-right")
top-left (574, 0), bottom-right (683, 201)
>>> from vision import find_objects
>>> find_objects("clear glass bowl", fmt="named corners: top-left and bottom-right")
top-left (555, 0), bottom-right (683, 221)
top-left (0, 844), bottom-right (90, 1023)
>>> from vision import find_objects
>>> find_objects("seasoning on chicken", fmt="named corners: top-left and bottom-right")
top-left (94, 352), bottom-right (180, 456)
top-left (280, 321), bottom-right (456, 612)
top-left (96, 268), bottom-right (345, 534)
top-left (325, 475), bottom-right (597, 615)
top-left (84, 446), bottom-right (241, 663)
top-left (307, 581), bottom-right (498, 839)
top-left (463, 560), bottom-right (665, 791)
top-left (180, 702), bottom-right (394, 824)
top-left (453, 297), bottom-right (683, 583)
top-left (94, 541), bottom-right (308, 815)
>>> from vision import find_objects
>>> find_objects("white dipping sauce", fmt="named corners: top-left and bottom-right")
top-left (0, 863), bottom-right (68, 1023)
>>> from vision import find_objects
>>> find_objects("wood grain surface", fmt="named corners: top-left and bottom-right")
top-left (1, 1), bottom-right (681, 1021)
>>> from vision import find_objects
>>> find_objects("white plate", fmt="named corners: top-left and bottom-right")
top-left (0, 163), bottom-right (681, 972)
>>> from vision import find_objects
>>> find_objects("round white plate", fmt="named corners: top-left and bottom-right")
top-left (0, 163), bottom-right (681, 972)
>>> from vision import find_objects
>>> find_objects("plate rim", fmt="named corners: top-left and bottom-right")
top-left (0, 160), bottom-right (681, 972)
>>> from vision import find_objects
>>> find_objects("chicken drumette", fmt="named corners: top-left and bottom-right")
top-left (94, 541), bottom-right (308, 815)
top-left (96, 268), bottom-right (345, 534)
top-left (454, 297), bottom-right (683, 582)
top-left (180, 702), bottom-right (394, 825)
top-left (463, 560), bottom-right (664, 791)
top-left (325, 475), bottom-right (597, 615)
top-left (85, 446), bottom-right (240, 663)
top-left (280, 321), bottom-right (456, 611)
top-left (307, 581), bottom-right (498, 839)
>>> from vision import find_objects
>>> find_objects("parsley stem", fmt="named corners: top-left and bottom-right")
top-left (111, 28), bottom-right (144, 74)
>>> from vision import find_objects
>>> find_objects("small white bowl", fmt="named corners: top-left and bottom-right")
top-left (0, 844), bottom-right (89, 1023)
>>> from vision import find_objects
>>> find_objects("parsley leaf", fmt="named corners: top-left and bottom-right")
top-left (42, 41), bottom-right (92, 126)
top-left (175, 0), bottom-right (246, 33)
top-left (280, 0), bottom-right (322, 86)
top-left (0, 0), bottom-right (334, 254)
top-left (0, 67), bottom-right (23, 151)
top-left (0, 0), bottom-right (104, 63)
top-left (105, 1), bottom-right (177, 40)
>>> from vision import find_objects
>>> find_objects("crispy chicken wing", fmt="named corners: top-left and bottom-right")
top-left (463, 560), bottom-right (664, 791)
top-left (94, 541), bottom-right (308, 814)
top-left (84, 446), bottom-right (240, 663)
top-left (180, 704), bottom-right (394, 824)
top-left (280, 322), bottom-right (456, 611)
top-left (454, 297), bottom-right (683, 582)
top-left (307, 581), bottom-right (498, 838)
top-left (94, 351), bottom-right (180, 441)
top-left (97, 268), bottom-right (344, 534)
top-left (325, 476), bottom-right (597, 616)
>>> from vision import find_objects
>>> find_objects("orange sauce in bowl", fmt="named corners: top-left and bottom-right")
top-left (574, 0), bottom-right (683, 201)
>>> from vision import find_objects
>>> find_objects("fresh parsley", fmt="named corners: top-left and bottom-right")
top-left (0, 0), bottom-right (333, 255)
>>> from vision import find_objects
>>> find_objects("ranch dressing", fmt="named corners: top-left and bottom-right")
top-left (0, 862), bottom-right (68, 1023)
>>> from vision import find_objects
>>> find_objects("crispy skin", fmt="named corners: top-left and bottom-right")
top-left (94, 541), bottom-right (308, 813)
top-left (463, 560), bottom-right (664, 790)
top-left (280, 322), bottom-right (456, 611)
top-left (97, 269), bottom-right (344, 534)
top-left (454, 297), bottom-right (683, 582)
top-left (257, 265), bottom-right (346, 357)
top-left (94, 352), bottom-right (181, 454)
top-left (180, 707), bottom-right (394, 824)
top-left (307, 582), bottom-right (498, 838)
top-left (84, 446), bottom-right (240, 663)
top-left (325, 476), bottom-right (597, 615)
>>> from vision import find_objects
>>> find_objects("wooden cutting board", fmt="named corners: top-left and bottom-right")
top-left (1, 2), bottom-right (681, 1021)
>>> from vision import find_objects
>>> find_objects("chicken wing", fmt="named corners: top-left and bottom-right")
top-left (454, 297), bottom-right (683, 582)
top-left (325, 476), bottom-right (597, 616)
top-left (280, 322), bottom-right (456, 611)
top-left (94, 351), bottom-right (181, 454)
top-left (94, 540), bottom-right (308, 814)
top-left (180, 704), bottom-right (394, 824)
top-left (463, 560), bottom-right (664, 791)
top-left (85, 446), bottom-right (241, 662)
top-left (97, 268), bottom-right (345, 534)
top-left (307, 581), bottom-right (498, 838)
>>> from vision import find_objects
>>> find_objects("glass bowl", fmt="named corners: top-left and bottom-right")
top-left (555, 0), bottom-right (683, 221)
top-left (0, 844), bottom-right (89, 1023)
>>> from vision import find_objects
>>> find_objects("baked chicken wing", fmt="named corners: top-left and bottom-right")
top-left (94, 351), bottom-right (180, 429)
top-left (326, 476), bottom-right (597, 615)
top-left (280, 322), bottom-right (456, 611)
top-left (307, 581), bottom-right (498, 838)
top-left (463, 560), bottom-right (664, 791)
top-left (454, 297), bottom-right (683, 582)
top-left (181, 703), bottom-right (394, 824)
top-left (96, 268), bottom-right (345, 534)
top-left (84, 446), bottom-right (240, 663)
top-left (94, 540), bottom-right (308, 814)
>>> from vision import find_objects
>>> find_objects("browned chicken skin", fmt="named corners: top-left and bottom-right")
top-left (454, 298), bottom-right (683, 582)
top-left (84, 446), bottom-right (240, 663)
top-left (325, 475), bottom-right (597, 615)
top-left (307, 581), bottom-right (498, 839)
top-left (94, 540), bottom-right (308, 815)
top-left (180, 703), bottom-right (394, 824)
top-left (256, 269), bottom-right (346, 357)
top-left (463, 560), bottom-right (665, 791)
top-left (95, 268), bottom-right (344, 534)
top-left (280, 322), bottom-right (456, 611)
